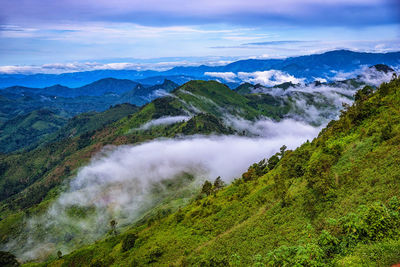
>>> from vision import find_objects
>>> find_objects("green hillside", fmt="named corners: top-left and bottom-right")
top-left (115, 80), bottom-right (291, 134)
top-left (0, 81), bottom-right (249, 223)
top-left (31, 77), bottom-right (400, 266)
top-left (0, 103), bottom-right (138, 154)
top-left (0, 79), bottom-right (178, 152)
top-left (0, 109), bottom-right (67, 153)
top-left (44, 103), bottom-right (139, 145)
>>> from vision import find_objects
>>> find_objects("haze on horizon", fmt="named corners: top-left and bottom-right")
top-left (0, 0), bottom-right (399, 73)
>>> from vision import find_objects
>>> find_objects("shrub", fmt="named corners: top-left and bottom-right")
top-left (318, 230), bottom-right (339, 257)
top-left (265, 244), bottom-right (325, 267)
top-left (381, 124), bottom-right (393, 141)
top-left (147, 245), bottom-right (163, 263)
top-left (0, 251), bottom-right (19, 267)
top-left (122, 233), bottom-right (138, 252)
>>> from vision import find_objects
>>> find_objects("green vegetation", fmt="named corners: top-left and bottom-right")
top-left (45, 103), bottom-right (138, 145)
top-left (0, 79), bottom-right (178, 152)
top-left (0, 109), bottom-right (67, 153)
top-left (19, 77), bottom-right (400, 266)
top-left (0, 104), bottom-right (138, 153)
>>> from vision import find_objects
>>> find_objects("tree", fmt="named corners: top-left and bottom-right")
top-left (201, 180), bottom-right (213, 196)
top-left (267, 154), bottom-right (280, 170)
top-left (110, 219), bottom-right (118, 235)
top-left (279, 145), bottom-right (287, 158)
top-left (213, 176), bottom-right (225, 191)
top-left (354, 85), bottom-right (373, 103)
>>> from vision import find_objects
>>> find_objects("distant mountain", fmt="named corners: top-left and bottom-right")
top-left (0, 61), bottom-right (392, 154)
top-left (121, 79), bottom-right (179, 106)
top-left (135, 75), bottom-right (197, 86)
top-left (0, 104), bottom-right (139, 154)
top-left (1, 77), bottom-right (141, 98)
top-left (223, 50), bottom-right (400, 73)
top-left (0, 69), bottom-right (159, 88)
top-left (1, 50), bottom-right (399, 88)
top-left (75, 78), bottom-right (141, 97)
top-left (0, 79), bottom-right (178, 152)
top-left (0, 79), bottom-right (178, 123)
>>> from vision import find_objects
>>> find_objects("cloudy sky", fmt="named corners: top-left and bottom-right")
top-left (0, 0), bottom-right (399, 72)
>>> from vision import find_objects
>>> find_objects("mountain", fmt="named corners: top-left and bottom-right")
top-left (0, 103), bottom-right (139, 153)
top-left (135, 75), bottom-right (197, 86)
top-left (1, 50), bottom-right (399, 88)
top-left (0, 80), bottom-right (297, 210)
top-left (0, 109), bottom-right (67, 153)
top-left (0, 74), bottom-right (398, 265)
top-left (47, 103), bottom-right (138, 144)
top-left (0, 70), bottom-right (382, 203)
top-left (0, 63), bottom-right (392, 195)
top-left (223, 50), bottom-right (400, 73)
top-left (120, 79), bottom-right (179, 106)
top-left (35, 75), bottom-right (400, 266)
top-left (1, 78), bottom-right (141, 98)
top-left (72, 78), bottom-right (141, 97)
top-left (0, 79), bottom-right (177, 153)
top-left (0, 69), bottom-right (159, 88)
top-left (0, 78), bottom-right (178, 130)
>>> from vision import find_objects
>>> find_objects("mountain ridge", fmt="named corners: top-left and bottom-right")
top-left (1, 50), bottom-right (399, 88)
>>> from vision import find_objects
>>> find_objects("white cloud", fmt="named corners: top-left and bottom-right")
top-left (204, 72), bottom-right (237, 82)
top-left (237, 70), bottom-right (305, 86)
top-left (224, 116), bottom-right (321, 137)
top-left (138, 115), bottom-right (191, 130)
top-left (332, 65), bottom-right (396, 86)
top-left (0, 61), bottom-right (225, 75)
top-left (359, 66), bottom-right (396, 86)
top-left (204, 70), bottom-right (306, 86)
top-left (313, 77), bottom-right (327, 83)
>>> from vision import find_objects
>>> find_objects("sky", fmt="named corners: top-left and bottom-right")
top-left (0, 0), bottom-right (399, 73)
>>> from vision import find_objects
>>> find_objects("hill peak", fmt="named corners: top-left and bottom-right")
top-left (371, 64), bottom-right (395, 73)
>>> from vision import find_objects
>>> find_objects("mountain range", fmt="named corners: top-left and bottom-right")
top-left (1, 50), bottom-right (399, 88)
top-left (0, 52), bottom-right (399, 266)
top-left (0, 64), bottom-right (393, 154)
